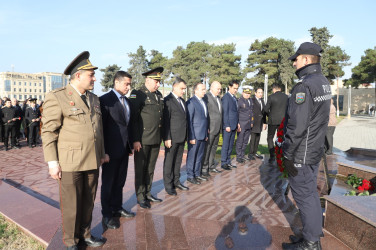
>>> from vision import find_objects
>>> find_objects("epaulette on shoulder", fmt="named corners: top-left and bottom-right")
top-left (51, 86), bottom-right (66, 93)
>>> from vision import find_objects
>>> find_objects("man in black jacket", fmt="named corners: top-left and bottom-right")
top-left (248, 88), bottom-right (266, 160)
top-left (163, 77), bottom-right (189, 196)
top-left (25, 98), bottom-right (41, 148)
top-left (1, 98), bottom-right (19, 150)
top-left (100, 71), bottom-right (135, 230)
top-left (264, 84), bottom-right (288, 163)
top-left (282, 42), bottom-right (331, 250)
top-left (236, 88), bottom-right (253, 163)
top-left (12, 98), bottom-right (23, 147)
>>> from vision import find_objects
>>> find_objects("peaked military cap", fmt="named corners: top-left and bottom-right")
top-left (142, 67), bottom-right (164, 80)
top-left (288, 42), bottom-right (323, 61)
top-left (243, 88), bottom-right (252, 94)
top-left (29, 98), bottom-right (37, 103)
top-left (64, 51), bottom-right (98, 76)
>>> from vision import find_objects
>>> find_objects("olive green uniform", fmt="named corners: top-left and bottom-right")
top-left (129, 85), bottom-right (163, 201)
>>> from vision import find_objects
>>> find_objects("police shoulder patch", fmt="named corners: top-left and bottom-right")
top-left (295, 92), bottom-right (305, 104)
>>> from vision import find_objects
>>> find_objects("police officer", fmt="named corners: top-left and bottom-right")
top-left (235, 88), bottom-right (253, 163)
top-left (129, 67), bottom-right (164, 209)
top-left (282, 42), bottom-right (331, 250)
top-left (25, 98), bottom-right (41, 148)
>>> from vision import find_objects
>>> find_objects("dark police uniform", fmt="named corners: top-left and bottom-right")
top-left (129, 67), bottom-right (164, 205)
top-left (282, 42), bottom-right (331, 249)
top-left (1, 105), bottom-right (18, 149)
top-left (236, 90), bottom-right (254, 162)
top-left (25, 99), bottom-right (41, 147)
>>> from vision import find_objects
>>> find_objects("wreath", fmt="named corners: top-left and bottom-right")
top-left (274, 117), bottom-right (288, 178)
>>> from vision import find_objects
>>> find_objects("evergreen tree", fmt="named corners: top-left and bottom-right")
top-left (127, 45), bottom-right (148, 89)
top-left (99, 64), bottom-right (121, 92)
top-left (348, 47), bottom-right (376, 88)
top-left (309, 27), bottom-right (332, 77)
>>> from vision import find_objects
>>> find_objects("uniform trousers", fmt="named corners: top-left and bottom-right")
top-left (28, 123), bottom-right (39, 145)
top-left (60, 169), bottom-right (98, 247)
top-left (221, 129), bottom-right (236, 165)
top-left (236, 129), bottom-right (251, 160)
top-left (288, 162), bottom-right (323, 242)
top-left (267, 125), bottom-right (279, 153)
top-left (249, 132), bottom-right (261, 156)
top-left (163, 142), bottom-right (184, 191)
top-left (101, 152), bottom-right (129, 218)
top-left (134, 144), bottom-right (160, 201)
top-left (3, 124), bottom-right (16, 147)
top-left (202, 131), bottom-right (220, 173)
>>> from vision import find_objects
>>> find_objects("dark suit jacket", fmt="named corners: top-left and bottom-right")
top-left (187, 96), bottom-right (208, 141)
top-left (203, 92), bottom-right (222, 135)
top-left (100, 90), bottom-right (132, 159)
top-left (222, 92), bottom-right (239, 130)
top-left (163, 93), bottom-right (187, 144)
top-left (25, 107), bottom-right (41, 125)
top-left (251, 96), bottom-right (266, 133)
top-left (264, 91), bottom-right (288, 126)
top-left (238, 97), bottom-right (254, 130)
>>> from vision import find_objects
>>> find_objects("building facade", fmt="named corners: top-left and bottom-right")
top-left (0, 72), bottom-right (69, 101)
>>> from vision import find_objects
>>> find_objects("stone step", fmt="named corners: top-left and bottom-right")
top-left (324, 196), bottom-right (376, 250)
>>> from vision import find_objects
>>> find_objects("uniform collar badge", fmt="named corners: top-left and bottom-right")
top-left (70, 101), bottom-right (75, 106)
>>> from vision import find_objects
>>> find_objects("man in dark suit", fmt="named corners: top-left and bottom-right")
top-left (186, 82), bottom-right (208, 185)
top-left (248, 87), bottom-right (267, 160)
top-left (100, 71), bottom-right (135, 230)
top-left (221, 81), bottom-right (240, 170)
top-left (202, 81), bottom-right (223, 176)
top-left (163, 77), bottom-right (189, 195)
top-left (264, 83), bottom-right (288, 163)
top-left (25, 98), bottom-right (41, 148)
top-left (236, 88), bottom-right (253, 163)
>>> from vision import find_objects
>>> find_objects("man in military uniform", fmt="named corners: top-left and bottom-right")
top-left (235, 88), bottom-right (253, 163)
top-left (282, 42), bottom-right (331, 250)
top-left (11, 98), bottom-right (23, 147)
top-left (25, 98), bottom-right (41, 148)
top-left (1, 98), bottom-right (19, 151)
top-left (129, 67), bottom-right (164, 209)
top-left (42, 51), bottom-right (108, 250)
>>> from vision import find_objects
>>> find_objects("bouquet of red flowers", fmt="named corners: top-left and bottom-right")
top-left (357, 179), bottom-right (374, 192)
top-left (274, 117), bottom-right (288, 178)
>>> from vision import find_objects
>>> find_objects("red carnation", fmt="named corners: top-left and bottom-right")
top-left (277, 159), bottom-right (282, 166)
top-left (277, 130), bottom-right (283, 137)
top-left (358, 186), bottom-right (364, 191)
top-left (278, 137), bottom-right (283, 143)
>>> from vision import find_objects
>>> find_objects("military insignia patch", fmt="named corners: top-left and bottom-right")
top-left (295, 93), bottom-right (305, 104)
top-left (130, 94), bottom-right (137, 99)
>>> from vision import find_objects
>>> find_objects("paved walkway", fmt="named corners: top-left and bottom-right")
top-left (0, 140), bottom-right (349, 249)
top-left (260, 115), bottom-right (376, 152)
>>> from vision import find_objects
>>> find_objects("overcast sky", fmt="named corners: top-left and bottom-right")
top-left (1, 0), bottom-right (375, 95)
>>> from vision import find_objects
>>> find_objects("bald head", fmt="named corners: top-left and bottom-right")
top-left (210, 81), bottom-right (222, 97)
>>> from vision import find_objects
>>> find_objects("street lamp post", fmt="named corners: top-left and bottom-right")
top-left (348, 85), bottom-right (351, 119)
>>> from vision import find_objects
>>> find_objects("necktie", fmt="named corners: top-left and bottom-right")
top-left (216, 96), bottom-right (221, 113)
top-left (200, 99), bottom-right (207, 117)
top-left (81, 95), bottom-right (89, 108)
top-left (178, 98), bottom-right (185, 112)
top-left (258, 99), bottom-right (262, 111)
top-left (120, 96), bottom-right (130, 123)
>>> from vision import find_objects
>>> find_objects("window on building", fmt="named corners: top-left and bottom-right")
top-left (34, 89), bottom-right (37, 92)
top-left (34, 83), bottom-right (36, 86)
top-left (19, 82), bottom-right (21, 86)
top-left (13, 95), bottom-right (16, 98)
top-left (19, 88), bottom-right (21, 92)
top-left (24, 95), bottom-right (27, 99)
top-left (39, 95), bottom-right (42, 100)
top-left (29, 95), bottom-right (32, 98)
top-left (34, 95), bottom-right (36, 98)
top-left (39, 89), bottom-right (41, 92)
top-left (19, 95), bottom-right (22, 100)
top-left (24, 89), bottom-right (27, 92)
top-left (30, 89), bottom-right (32, 92)
top-left (4, 80), bottom-right (11, 91)
top-left (29, 82), bottom-right (31, 86)
top-left (14, 88), bottom-right (16, 91)
top-left (13, 81), bottom-right (16, 85)
top-left (39, 83), bottom-right (41, 86)
top-left (24, 82), bottom-right (26, 86)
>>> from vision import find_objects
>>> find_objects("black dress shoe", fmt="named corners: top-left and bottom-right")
top-left (229, 164), bottom-right (237, 168)
top-left (84, 236), bottom-right (106, 247)
top-left (3, 147), bottom-right (8, 151)
top-left (187, 178), bottom-right (201, 185)
top-left (255, 153), bottom-right (263, 159)
top-left (236, 159), bottom-right (245, 163)
top-left (66, 245), bottom-right (78, 250)
top-left (102, 217), bottom-right (120, 229)
top-left (12, 146), bottom-right (20, 149)
top-left (115, 208), bottom-right (135, 218)
top-left (146, 195), bottom-right (162, 202)
top-left (221, 164), bottom-right (232, 171)
top-left (247, 155), bottom-right (256, 160)
top-left (289, 235), bottom-right (303, 243)
top-left (196, 176), bottom-right (208, 181)
top-left (137, 200), bottom-right (151, 209)
top-left (209, 168), bottom-right (222, 173)
top-left (166, 189), bottom-right (177, 196)
top-left (176, 183), bottom-right (189, 190)
top-left (201, 172), bottom-right (211, 177)
top-left (282, 239), bottom-right (321, 250)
